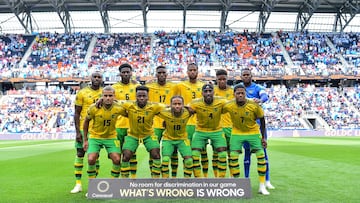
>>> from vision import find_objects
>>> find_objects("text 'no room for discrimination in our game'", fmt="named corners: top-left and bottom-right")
top-left (88, 178), bottom-right (252, 199)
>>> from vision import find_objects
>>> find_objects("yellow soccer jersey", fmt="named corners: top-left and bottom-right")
top-left (112, 82), bottom-right (139, 129)
top-left (222, 99), bottom-right (264, 135)
top-left (122, 101), bottom-right (166, 139)
top-left (86, 103), bottom-right (126, 139)
top-left (74, 86), bottom-right (103, 130)
top-left (214, 86), bottom-right (233, 128)
top-left (174, 80), bottom-right (204, 125)
top-left (147, 81), bottom-right (176, 129)
top-left (157, 108), bottom-right (192, 140)
top-left (189, 96), bottom-right (227, 132)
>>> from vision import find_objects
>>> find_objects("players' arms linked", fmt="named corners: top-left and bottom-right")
top-left (184, 106), bottom-right (195, 115)
top-left (95, 97), bottom-right (103, 108)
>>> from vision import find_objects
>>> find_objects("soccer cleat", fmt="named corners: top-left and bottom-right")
top-left (70, 184), bottom-right (82, 193)
top-left (85, 193), bottom-right (88, 197)
top-left (266, 181), bottom-right (275, 189)
top-left (258, 184), bottom-right (270, 195)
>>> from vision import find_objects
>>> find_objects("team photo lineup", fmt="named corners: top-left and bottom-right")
top-left (71, 62), bottom-right (275, 196)
top-left (1, 0), bottom-right (360, 202)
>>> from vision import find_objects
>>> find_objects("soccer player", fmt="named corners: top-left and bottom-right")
top-left (146, 65), bottom-right (176, 175)
top-left (120, 85), bottom-right (165, 178)
top-left (157, 96), bottom-right (193, 178)
top-left (223, 84), bottom-right (269, 195)
top-left (214, 69), bottom-right (234, 177)
top-left (112, 63), bottom-right (139, 178)
top-left (71, 71), bottom-right (103, 194)
top-left (240, 68), bottom-right (275, 189)
top-left (83, 86), bottom-right (123, 181)
top-left (189, 84), bottom-right (228, 178)
top-left (174, 63), bottom-right (207, 176)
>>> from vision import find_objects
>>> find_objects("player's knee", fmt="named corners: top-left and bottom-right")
top-left (122, 150), bottom-right (132, 162)
top-left (88, 154), bottom-right (97, 165)
top-left (150, 148), bottom-right (161, 159)
top-left (77, 148), bottom-right (85, 157)
top-left (111, 154), bottom-right (121, 165)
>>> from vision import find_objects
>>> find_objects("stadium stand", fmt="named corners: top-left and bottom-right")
top-left (0, 0), bottom-right (360, 132)
top-left (1, 31), bottom-right (360, 132)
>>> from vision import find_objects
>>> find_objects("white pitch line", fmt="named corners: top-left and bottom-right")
top-left (272, 137), bottom-right (360, 145)
top-left (0, 141), bottom-right (73, 150)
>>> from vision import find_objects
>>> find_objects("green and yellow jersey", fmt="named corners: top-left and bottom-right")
top-left (189, 96), bottom-right (227, 132)
top-left (74, 86), bottom-right (103, 130)
top-left (174, 80), bottom-right (204, 125)
top-left (214, 86), bottom-right (233, 128)
top-left (112, 82), bottom-right (139, 129)
top-left (121, 101), bottom-right (166, 139)
top-left (147, 81), bottom-right (176, 129)
top-left (86, 103), bottom-right (126, 139)
top-left (157, 108), bottom-right (192, 140)
top-left (222, 99), bottom-right (264, 135)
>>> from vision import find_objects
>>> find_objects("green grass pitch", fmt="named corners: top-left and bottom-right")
top-left (1, 136), bottom-right (359, 203)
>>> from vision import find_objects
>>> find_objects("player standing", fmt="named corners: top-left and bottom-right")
top-left (240, 68), bottom-right (274, 189)
top-left (174, 63), bottom-right (206, 176)
top-left (120, 86), bottom-right (165, 178)
top-left (83, 86), bottom-right (123, 180)
top-left (189, 84), bottom-right (228, 178)
top-left (157, 96), bottom-right (193, 178)
top-left (223, 84), bottom-right (269, 195)
top-left (71, 72), bottom-right (103, 194)
top-left (112, 63), bottom-right (139, 178)
top-left (147, 65), bottom-right (176, 175)
top-left (214, 69), bottom-right (234, 177)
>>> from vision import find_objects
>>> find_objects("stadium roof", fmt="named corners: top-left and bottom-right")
top-left (0, 0), bottom-right (359, 33)
top-left (0, 0), bottom-right (356, 13)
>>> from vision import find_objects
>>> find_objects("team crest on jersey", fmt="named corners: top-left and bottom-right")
top-left (111, 114), bottom-right (116, 119)
top-left (246, 112), bottom-right (249, 115)
top-left (214, 108), bottom-right (218, 112)
top-left (130, 89), bottom-right (134, 92)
